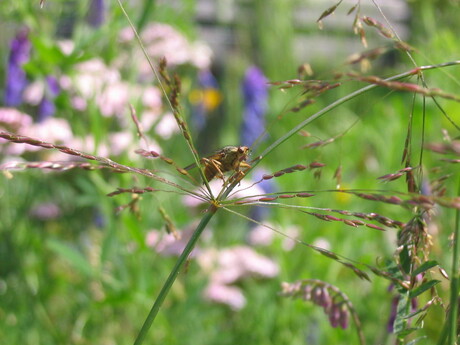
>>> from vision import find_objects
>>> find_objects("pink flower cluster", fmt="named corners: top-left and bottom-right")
top-left (146, 227), bottom-right (279, 310)
top-left (199, 246), bottom-right (280, 310)
top-left (118, 23), bottom-right (212, 79)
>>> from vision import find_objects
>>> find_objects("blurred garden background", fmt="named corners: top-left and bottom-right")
top-left (1, 0), bottom-right (460, 344)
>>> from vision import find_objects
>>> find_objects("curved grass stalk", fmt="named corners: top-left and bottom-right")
top-left (446, 178), bottom-right (460, 345)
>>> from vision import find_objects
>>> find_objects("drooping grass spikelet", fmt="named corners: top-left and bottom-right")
top-left (281, 279), bottom-right (365, 345)
top-left (0, 131), bottom-right (200, 197)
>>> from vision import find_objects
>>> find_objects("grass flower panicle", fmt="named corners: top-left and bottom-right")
top-left (281, 279), bottom-right (363, 344)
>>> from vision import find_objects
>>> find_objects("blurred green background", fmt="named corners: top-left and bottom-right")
top-left (1, 0), bottom-right (460, 344)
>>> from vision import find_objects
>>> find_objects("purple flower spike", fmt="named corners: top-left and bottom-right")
top-left (38, 76), bottom-right (60, 121)
top-left (87, 0), bottom-right (106, 28)
top-left (240, 66), bottom-right (268, 147)
top-left (4, 29), bottom-right (31, 106)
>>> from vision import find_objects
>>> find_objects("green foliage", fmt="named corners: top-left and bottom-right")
top-left (1, 1), bottom-right (460, 345)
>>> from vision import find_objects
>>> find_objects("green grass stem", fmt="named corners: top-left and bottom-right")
top-left (447, 178), bottom-right (460, 344)
top-left (133, 207), bottom-right (218, 345)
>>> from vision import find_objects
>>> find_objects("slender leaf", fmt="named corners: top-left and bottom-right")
top-left (394, 292), bottom-right (410, 334)
top-left (409, 280), bottom-right (441, 298)
top-left (47, 239), bottom-right (94, 277)
top-left (407, 336), bottom-right (428, 345)
top-left (412, 260), bottom-right (439, 277)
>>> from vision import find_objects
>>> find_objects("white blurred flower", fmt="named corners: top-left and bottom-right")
top-left (1, 117), bottom-right (71, 156)
top-left (108, 131), bottom-right (134, 156)
top-left (183, 178), bottom-right (264, 207)
top-left (65, 58), bottom-right (165, 119)
top-left (97, 82), bottom-right (130, 117)
top-left (248, 222), bottom-right (275, 246)
top-left (27, 118), bottom-right (73, 143)
top-left (57, 40), bottom-right (75, 55)
top-left (155, 112), bottom-right (179, 139)
top-left (142, 86), bottom-right (162, 109)
top-left (22, 80), bottom-right (45, 105)
top-left (312, 237), bottom-right (331, 251)
top-left (74, 58), bottom-right (120, 99)
top-left (281, 226), bottom-right (300, 251)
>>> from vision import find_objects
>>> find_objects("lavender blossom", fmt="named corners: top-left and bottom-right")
top-left (87, 0), bottom-right (106, 28)
top-left (29, 202), bottom-right (61, 220)
top-left (4, 29), bottom-right (31, 106)
top-left (38, 76), bottom-right (60, 122)
top-left (240, 66), bottom-right (268, 147)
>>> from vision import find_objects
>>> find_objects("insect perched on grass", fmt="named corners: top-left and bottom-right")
top-left (185, 146), bottom-right (251, 183)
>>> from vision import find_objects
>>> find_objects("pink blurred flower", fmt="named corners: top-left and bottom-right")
top-left (97, 82), bottom-right (130, 117)
top-left (118, 23), bottom-right (212, 79)
top-left (203, 283), bottom-right (246, 310)
top-left (282, 226), bottom-right (300, 251)
top-left (145, 225), bottom-right (204, 258)
top-left (0, 108), bottom-right (33, 131)
top-left (154, 113), bottom-right (179, 139)
top-left (199, 246), bottom-right (279, 284)
top-left (2, 117), bottom-right (72, 156)
top-left (24, 118), bottom-right (73, 144)
top-left (23, 80), bottom-right (46, 105)
top-left (142, 86), bottom-right (162, 110)
top-left (29, 202), bottom-right (61, 220)
top-left (199, 245), bottom-right (279, 310)
top-left (248, 222), bottom-right (275, 246)
top-left (64, 58), bottom-right (165, 120)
